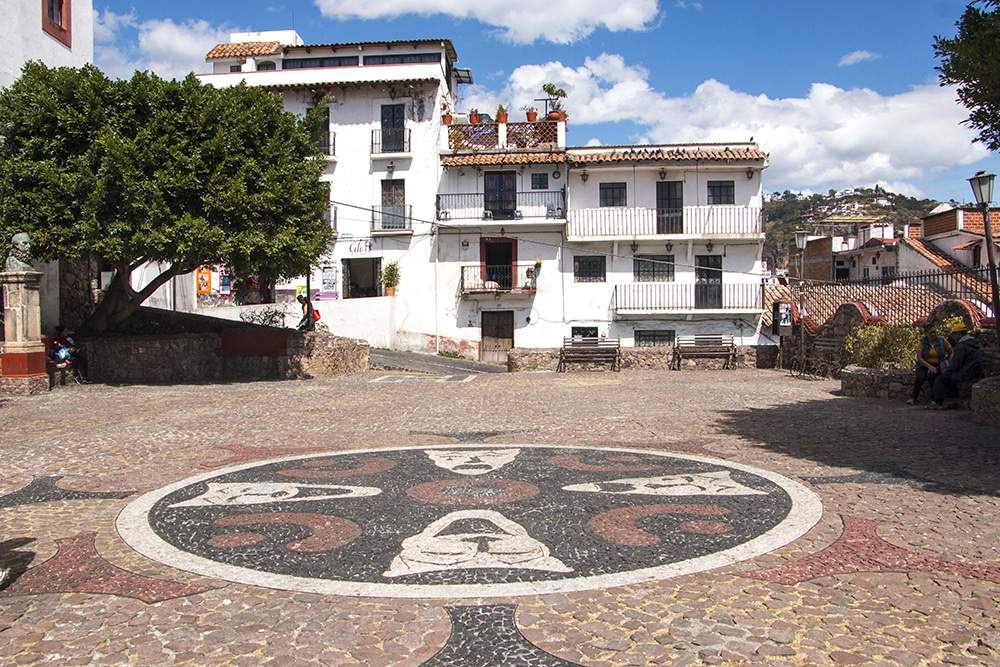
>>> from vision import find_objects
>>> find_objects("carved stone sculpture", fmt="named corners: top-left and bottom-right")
top-left (5, 233), bottom-right (34, 272)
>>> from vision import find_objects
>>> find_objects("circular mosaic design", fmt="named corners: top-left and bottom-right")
top-left (117, 445), bottom-right (822, 598)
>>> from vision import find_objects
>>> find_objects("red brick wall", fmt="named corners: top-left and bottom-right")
top-left (960, 208), bottom-right (1000, 235)
top-left (803, 237), bottom-right (833, 281)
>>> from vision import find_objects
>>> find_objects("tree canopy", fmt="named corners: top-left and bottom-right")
top-left (0, 62), bottom-right (332, 332)
top-left (935, 0), bottom-right (1000, 151)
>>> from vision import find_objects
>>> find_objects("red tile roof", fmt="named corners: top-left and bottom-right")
top-left (954, 238), bottom-right (999, 250)
top-left (441, 152), bottom-right (566, 167)
top-left (259, 78), bottom-right (439, 92)
top-left (206, 42), bottom-right (281, 60)
top-left (903, 238), bottom-right (961, 269)
top-left (567, 146), bottom-right (767, 166)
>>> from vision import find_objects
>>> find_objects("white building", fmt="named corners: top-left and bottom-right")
top-left (1, 0), bottom-right (94, 333)
top-left (193, 30), bottom-right (772, 362)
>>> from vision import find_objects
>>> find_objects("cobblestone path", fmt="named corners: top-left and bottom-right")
top-left (1, 369), bottom-right (998, 665)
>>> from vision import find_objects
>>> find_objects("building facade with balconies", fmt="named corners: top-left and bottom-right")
top-left (189, 30), bottom-right (772, 362)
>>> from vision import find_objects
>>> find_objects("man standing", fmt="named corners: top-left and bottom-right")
top-left (929, 322), bottom-right (984, 409)
top-left (295, 294), bottom-right (315, 332)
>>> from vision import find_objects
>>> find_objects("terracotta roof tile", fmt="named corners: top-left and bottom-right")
top-left (259, 78), bottom-right (439, 92)
top-left (441, 152), bottom-right (566, 167)
top-left (954, 238), bottom-right (999, 250)
top-left (567, 146), bottom-right (767, 166)
top-left (206, 42), bottom-right (281, 60)
top-left (903, 238), bottom-right (960, 270)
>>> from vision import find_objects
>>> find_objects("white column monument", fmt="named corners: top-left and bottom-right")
top-left (1, 233), bottom-right (49, 394)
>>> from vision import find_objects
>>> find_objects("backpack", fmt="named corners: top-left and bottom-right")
top-left (312, 308), bottom-right (321, 322)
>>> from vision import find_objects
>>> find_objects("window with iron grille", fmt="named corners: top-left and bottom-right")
top-left (229, 64), bottom-right (241, 72)
top-left (531, 173), bottom-right (549, 190)
top-left (707, 180), bottom-right (735, 205)
top-left (283, 56), bottom-right (360, 69)
top-left (363, 53), bottom-right (441, 65)
top-left (635, 330), bottom-right (675, 347)
top-left (571, 327), bottom-right (598, 338)
top-left (633, 255), bottom-right (675, 282)
top-left (256, 61), bottom-right (277, 71)
top-left (599, 183), bottom-right (627, 207)
top-left (573, 255), bottom-right (606, 282)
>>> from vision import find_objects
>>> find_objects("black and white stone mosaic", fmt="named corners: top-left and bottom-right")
top-left (117, 445), bottom-right (821, 597)
top-left (422, 605), bottom-right (577, 667)
top-left (0, 476), bottom-right (134, 509)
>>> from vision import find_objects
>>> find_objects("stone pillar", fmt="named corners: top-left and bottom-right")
top-left (0, 271), bottom-right (49, 394)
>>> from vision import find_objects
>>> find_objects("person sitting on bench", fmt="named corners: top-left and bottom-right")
top-left (928, 321), bottom-right (983, 410)
top-left (52, 325), bottom-right (88, 380)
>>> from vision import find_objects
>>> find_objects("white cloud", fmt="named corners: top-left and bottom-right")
top-left (585, 138), bottom-right (604, 146)
top-left (674, 1), bottom-right (703, 10)
top-left (463, 53), bottom-right (989, 193)
top-left (94, 10), bottom-right (232, 80)
top-left (838, 50), bottom-right (880, 67)
top-left (312, 0), bottom-right (660, 44)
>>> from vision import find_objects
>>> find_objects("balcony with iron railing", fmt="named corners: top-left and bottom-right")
top-left (446, 121), bottom-right (560, 152)
top-left (437, 190), bottom-right (565, 222)
top-left (318, 131), bottom-right (336, 159)
top-left (323, 206), bottom-right (338, 235)
top-left (613, 282), bottom-right (763, 315)
top-left (460, 264), bottom-right (539, 296)
top-left (372, 128), bottom-right (412, 155)
top-left (371, 205), bottom-right (413, 233)
top-left (567, 206), bottom-right (763, 240)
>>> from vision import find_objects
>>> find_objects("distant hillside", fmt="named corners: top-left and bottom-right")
top-left (762, 186), bottom-right (941, 270)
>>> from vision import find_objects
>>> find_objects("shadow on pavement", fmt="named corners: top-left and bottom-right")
top-left (713, 395), bottom-right (1000, 497)
top-left (0, 538), bottom-right (36, 590)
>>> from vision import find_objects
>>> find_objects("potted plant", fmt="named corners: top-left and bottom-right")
top-left (542, 83), bottom-right (567, 121)
top-left (523, 105), bottom-right (538, 122)
top-left (496, 104), bottom-right (509, 124)
top-left (441, 97), bottom-right (453, 125)
top-left (380, 260), bottom-right (401, 296)
top-left (468, 108), bottom-right (481, 125)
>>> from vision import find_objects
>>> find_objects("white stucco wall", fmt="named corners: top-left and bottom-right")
top-left (567, 166), bottom-right (761, 210)
top-left (1, 0), bottom-right (94, 88)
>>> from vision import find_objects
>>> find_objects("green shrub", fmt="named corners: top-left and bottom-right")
top-left (844, 324), bottom-right (921, 369)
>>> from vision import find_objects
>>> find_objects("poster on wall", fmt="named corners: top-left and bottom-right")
top-left (196, 267), bottom-right (212, 295)
top-left (773, 302), bottom-right (794, 336)
top-left (218, 265), bottom-right (231, 295)
top-left (319, 265), bottom-right (339, 300)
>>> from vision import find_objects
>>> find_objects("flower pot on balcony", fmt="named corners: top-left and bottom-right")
top-left (526, 110), bottom-right (538, 122)
top-left (469, 111), bottom-right (481, 125)
top-left (385, 286), bottom-right (396, 297)
top-left (547, 110), bottom-right (562, 121)
top-left (496, 110), bottom-right (509, 124)
top-left (442, 113), bottom-right (453, 125)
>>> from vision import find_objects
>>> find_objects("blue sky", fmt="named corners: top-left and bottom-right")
top-left (94, 1), bottom-right (1000, 202)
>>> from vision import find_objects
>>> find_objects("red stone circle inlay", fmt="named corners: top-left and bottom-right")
top-left (406, 478), bottom-right (540, 506)
top-left (678, 520), bottom-right (733, 535)
top-left (211, 512), bottom-right (361, 553)
top-left (589, 503), bottom-right (730, 546)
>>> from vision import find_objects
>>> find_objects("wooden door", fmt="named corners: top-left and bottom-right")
top-left (656, 181), bottom-right (683, 233)
top-left (695, 255), bottom-right (723, 309)
top-left (484, 171), bottom-right (517, 220)
top-left (481, 311), bottom-right (514, 364)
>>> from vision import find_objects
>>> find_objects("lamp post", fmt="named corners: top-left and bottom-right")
top-left (794, 229), bottom-right (809, 368)
top-left (968, 170), bottom-right (1000, 346)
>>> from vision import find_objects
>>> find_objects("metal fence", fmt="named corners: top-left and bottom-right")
top-left (461, 264), bottom-right (538, 292)
top-left (371, 128), bottom-right (411, 154)
top-left (436, 190), bottom-right (565, 220)
top-left (800, 266), bottom-right (994, 326)
top-left (371, 205), bottom-right (412, 232)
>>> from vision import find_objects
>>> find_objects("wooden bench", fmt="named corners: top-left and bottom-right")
top-left (558, 337), bottom-right (621, 372)
top-left (672, 335), bottom-right (736, 370)
top-left (808, 337), bottom-right (843, 377)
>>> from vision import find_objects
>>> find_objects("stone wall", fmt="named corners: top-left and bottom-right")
top-left (971, 376), bottom-right (1000, 429)
top-left (81, 330), bottom-right (369, 385)
top-left (507, 346), bottom-right (769, 372)
top-left (840, 366), bottom-right (914, 401)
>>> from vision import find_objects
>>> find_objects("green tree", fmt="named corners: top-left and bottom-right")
top-left (0, 62), bottom-right (332, 332)
top-left (935, 0), bottom-right (1000, 150)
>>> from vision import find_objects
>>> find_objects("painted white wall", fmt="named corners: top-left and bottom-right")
top-left (567, 166), bottom-right (760, 210)
top-left (1, 0), bottom-right (94, 88)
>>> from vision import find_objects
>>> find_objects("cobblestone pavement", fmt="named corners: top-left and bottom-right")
top-left (1, 369), bottom-right (998, 666)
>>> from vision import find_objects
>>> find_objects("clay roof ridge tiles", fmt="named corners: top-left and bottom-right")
top-left (287, 39), bottom-right (459, 62)
top-left (206, 41), bottom-right (281, 60)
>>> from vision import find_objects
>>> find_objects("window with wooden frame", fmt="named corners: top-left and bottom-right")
top-left (599, 182), bottom-right (627, 207)
top-left (42, 0), bottom-right (72, 48)
top-left (633, 255), bottom-right (675, 282)
top-left (530, 173), bottom-right (549, 190)
top-left (707, 180), bottom-right (735, 205)
top-left (573, 255), bottom-right (606, 282)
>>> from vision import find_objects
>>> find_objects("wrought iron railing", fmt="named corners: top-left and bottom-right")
top-left (371, 205), bottom-right (412, 232)
top-left (461, 264), bottom-right (539, 293)
top-left (505, 121), bottom-right (558, 149)
top-left (567, 206), bottom-right (763, 237)
top-left (448, 124), bottom-right (500, 151)
top-left (436, 190), bottom-right (566, 220)
top-left (322, 206), bottom-right (338, 234)
top-left (318, 131), bottom-right (336, 157)
top-left (371, 128), bottom-right (411, 154)
top-left (799, 266), bottom-right (994, 326)
top-left (613, 282), bottom-right (763, 312)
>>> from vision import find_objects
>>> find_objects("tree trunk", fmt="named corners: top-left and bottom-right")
top-left (82, 262), bottom-right (184, 334)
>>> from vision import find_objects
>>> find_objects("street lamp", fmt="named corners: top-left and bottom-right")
top-left (793, 229), bottom-right (809, 369)
top-left (967, 170), bottom-right (1000, 346)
